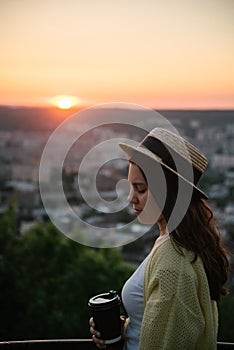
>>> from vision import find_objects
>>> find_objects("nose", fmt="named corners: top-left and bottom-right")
top-left (127, 187), bottom-right (138, 204)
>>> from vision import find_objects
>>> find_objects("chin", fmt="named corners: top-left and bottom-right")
top-left (138, 215), bottom-right (156, 225)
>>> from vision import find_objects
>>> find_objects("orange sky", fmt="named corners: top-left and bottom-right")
top-left (0, 0), bottom-right (233, 109)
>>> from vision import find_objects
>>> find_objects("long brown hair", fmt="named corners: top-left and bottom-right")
top-left (161, 167), bottom-right (230, 301)
top-left (130, 159), bottom-right (230, 301)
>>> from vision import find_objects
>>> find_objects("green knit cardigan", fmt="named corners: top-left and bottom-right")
top-left (139, 238), bottom-right (218, 350)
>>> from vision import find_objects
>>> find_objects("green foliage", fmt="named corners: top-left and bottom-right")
top-left (0, 199), bottom-right (18, 248)
top-left (0, 206), bottom-right (133, 340)
top-left (218, 294), bottom-right (234, 342)
top-left (0, 200), bottom-right (22, 339)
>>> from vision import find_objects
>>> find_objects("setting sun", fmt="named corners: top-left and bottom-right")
top-left (50, 95), bottom-right (80, 110)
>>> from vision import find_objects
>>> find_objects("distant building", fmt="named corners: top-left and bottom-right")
top-left (211, 154), bottom-right (234, 169)
top-left (11, 163), bottom-right (39, 183)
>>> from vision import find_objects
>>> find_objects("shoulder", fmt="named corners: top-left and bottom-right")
top-left (144, 237), bottom-right (207, 302)
top-left (149, 237), bottom-right (194, 270)
top-left (146, 237), bottom-right (203, 286)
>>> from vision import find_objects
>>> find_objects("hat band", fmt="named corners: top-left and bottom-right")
top-left (141, 136), bottom-right (202, 185)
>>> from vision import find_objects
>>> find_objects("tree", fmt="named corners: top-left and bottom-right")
top-left (0, 217), bottom-right (133, 340)
top-left (0, 200), bottom-right (23, 339)
top-left (218, 294), bottom-right (234, 342)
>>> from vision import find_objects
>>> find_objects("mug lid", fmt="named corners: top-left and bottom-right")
top-left (88, 290), bottom-right (120, 307)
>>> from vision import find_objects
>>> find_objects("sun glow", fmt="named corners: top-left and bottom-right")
top-left (50, 95), bottom-right (80, 109)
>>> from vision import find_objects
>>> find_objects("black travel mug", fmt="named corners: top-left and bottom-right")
top-left (88, 290), bottom-right (122, 344)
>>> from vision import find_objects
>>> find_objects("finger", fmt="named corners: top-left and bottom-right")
top-left (89, 317), bottom-right (95, 327)
top-left (89, 327), bottom-right (96, 335)
top-left (92, 335), bottom-right (106, 349)
top-left (90, 326), bottom-right (101, 338)
top-left (96, 344), bottom-right (106, 350)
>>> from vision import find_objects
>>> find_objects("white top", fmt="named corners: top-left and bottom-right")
top-left (122, 233), bottom-right (170, 350)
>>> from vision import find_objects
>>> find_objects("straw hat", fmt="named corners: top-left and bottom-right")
top-left (119, 128), bottom-right (208, 199)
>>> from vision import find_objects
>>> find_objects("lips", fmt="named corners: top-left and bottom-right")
top-left (133, 208), bottom-right (142, 216)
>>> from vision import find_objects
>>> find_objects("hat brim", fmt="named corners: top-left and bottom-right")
top-left (119, 142), bottom-right (208, 199)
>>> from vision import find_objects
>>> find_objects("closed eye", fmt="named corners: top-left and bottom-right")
top-left (137, 189), bottom-right (147, 194)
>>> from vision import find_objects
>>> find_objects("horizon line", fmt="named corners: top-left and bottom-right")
top-left (0, 103), bottom-right (233, 111)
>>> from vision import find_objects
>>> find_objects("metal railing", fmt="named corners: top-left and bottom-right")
top-left (0, 339), bottom-right (234, 349)
top-left (0, 339), bottom-right (95, 349)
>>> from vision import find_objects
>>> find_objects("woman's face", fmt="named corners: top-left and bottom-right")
top-left (127, 162), bottom-right (163, 225)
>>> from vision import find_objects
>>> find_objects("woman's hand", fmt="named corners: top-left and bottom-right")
top-left (89, 317), bottom-right (107, 349)
top-left (89, 315), bottom-right (127, 349)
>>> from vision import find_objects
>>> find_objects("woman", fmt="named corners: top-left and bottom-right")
top-left (90, 128), bottom-right (229, 350)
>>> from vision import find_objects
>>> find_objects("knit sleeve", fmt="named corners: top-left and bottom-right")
top-left (139, 245), bottom-right (207, 350)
